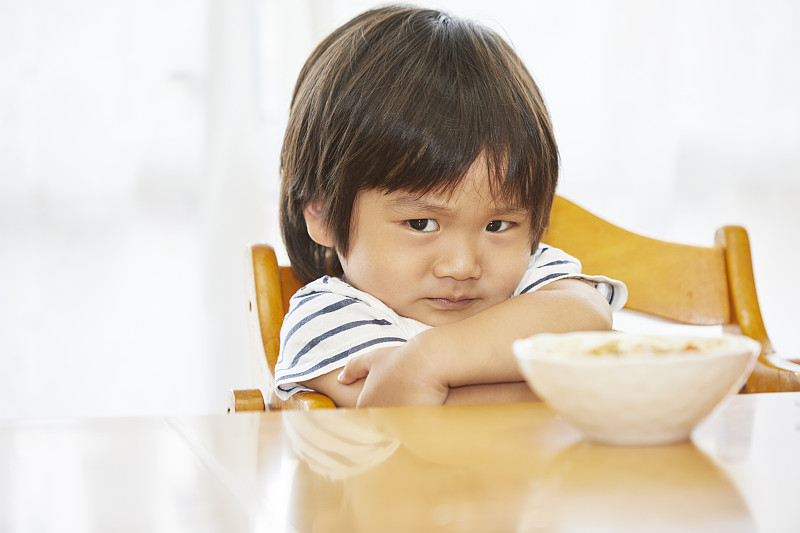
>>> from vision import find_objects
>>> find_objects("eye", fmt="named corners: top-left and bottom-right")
top-left (486, 220), bottom-right (512, 232)
top-left (406, 219), bottom-right (439, 232)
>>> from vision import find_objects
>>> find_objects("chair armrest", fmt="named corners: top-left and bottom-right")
top-left (228, 389), bottom-right (266, 412)
top-left (228, 388), bottom-right (336, 411)
top-left (747, 353), bottom-right (800, 393)
top-left (268, 390), bottom-right (337, 410)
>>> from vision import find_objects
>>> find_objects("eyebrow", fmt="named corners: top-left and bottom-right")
top-left (385, 194), bottom-right (528, 218)
top-left (386, 195), bottom-right (450, 214)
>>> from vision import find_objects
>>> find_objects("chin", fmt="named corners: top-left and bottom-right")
top-left (424, 310), bottom-right (481, 328)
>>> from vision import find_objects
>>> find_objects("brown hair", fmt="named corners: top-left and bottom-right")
top-left (280, 5), bottom-right (559, 283)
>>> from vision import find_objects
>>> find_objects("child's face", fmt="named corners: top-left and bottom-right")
top-left (339, 157), bottom-right (533, 327)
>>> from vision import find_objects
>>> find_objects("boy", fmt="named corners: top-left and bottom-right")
top-left (275, 5), bottom-right (627, 407)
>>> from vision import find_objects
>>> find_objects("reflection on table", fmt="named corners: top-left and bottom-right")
top-left (2, 393), bottom-right (799, 532)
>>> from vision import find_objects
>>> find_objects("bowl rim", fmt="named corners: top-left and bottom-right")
top-left (513, 332), bottom-right (762, 366)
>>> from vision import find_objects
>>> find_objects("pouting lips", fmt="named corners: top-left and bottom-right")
top-left (426, 297), bottom-right (477, 310)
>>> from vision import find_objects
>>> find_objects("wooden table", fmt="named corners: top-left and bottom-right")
top-left (2, 392), bottom-right (799, 532)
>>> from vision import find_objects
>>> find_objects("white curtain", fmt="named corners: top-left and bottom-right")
top-left (1, 0), bottom-right (798, 419)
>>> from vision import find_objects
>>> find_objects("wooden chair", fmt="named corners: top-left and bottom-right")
top-left (229, 196), bottom-right (800, 412)
top-left (228, 243), bottom-right (336, 412)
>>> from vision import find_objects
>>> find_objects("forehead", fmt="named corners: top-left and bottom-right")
top-left (380, 153), bottom-right (527, 211)
top-left (382, 187), bottom-right (525, 216)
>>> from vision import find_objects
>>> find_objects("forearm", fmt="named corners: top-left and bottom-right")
top-left (422, 279), bottom-right (612, 388)
top-left (303, 370), bottom-right (537, 408)
top-left (301, 370), bottom-right (364, 408)
top-left (444, 382), bottom-right (538, 405)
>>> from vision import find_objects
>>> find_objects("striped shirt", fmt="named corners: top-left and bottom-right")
top-left (274, 244), bottom-right (627, 399)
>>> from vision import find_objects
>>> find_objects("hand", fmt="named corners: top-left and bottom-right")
top-left (337, 337), bottom-right (449, 407)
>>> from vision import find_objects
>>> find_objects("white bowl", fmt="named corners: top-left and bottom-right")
top-left (513, 332), bottom-right (761, 446)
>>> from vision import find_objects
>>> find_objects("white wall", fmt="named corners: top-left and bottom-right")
top-left (1, 0), bottom-right (798, 419)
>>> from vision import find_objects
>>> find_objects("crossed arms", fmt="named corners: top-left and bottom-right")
top-left (300, 278), bottom-right (612, 407)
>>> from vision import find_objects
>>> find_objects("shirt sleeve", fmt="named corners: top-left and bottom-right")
top-left (513, 244), bottom-right (628, 312)
top-left (274, 276), bottom-right (415, 400)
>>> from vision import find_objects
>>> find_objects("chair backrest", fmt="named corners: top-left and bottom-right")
top-left (246, 244), bottom-right (335, 410)
top-left (242, 196), bottom-right (798, 410)
top-left (543, 196), bottom-right (799, 393)
top-left (544, 197), bottom-right (730, 325)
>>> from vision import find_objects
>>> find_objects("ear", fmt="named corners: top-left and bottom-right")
top-left (303, 201), bottom-right (335, 248)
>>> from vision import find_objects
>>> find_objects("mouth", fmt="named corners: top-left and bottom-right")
top-left (426, 297), bottom-right (477, 311)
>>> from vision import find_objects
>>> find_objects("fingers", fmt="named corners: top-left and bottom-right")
top-left (338, 355), bottom-right (369, 385)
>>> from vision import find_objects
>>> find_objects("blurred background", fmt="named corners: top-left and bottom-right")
top-left (1, 0), bottom-right (798, 419)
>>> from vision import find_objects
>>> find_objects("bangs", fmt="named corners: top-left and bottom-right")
top-left (333, 13), bottom-right (558, 213)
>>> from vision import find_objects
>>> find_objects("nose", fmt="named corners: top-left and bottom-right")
top-left (432, 237), bottom-right (482, 281)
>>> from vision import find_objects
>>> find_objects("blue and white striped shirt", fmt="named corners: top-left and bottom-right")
top-left (274, 244), bottom-right (627, 399)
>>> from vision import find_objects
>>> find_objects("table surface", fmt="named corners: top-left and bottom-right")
top-left (2, 392), bottom-right (799, 533)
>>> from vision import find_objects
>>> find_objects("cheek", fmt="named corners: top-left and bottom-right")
top-left (341, 241), bottom-right (404, 292)
top-left (493, 251), bottom-right (531, 293)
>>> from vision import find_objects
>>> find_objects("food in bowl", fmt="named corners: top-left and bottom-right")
top-left (512, 332), bottom-right (761, 446)
top-left (580, 336), bottom-right (725, 356)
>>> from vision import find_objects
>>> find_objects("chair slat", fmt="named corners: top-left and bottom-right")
top-left (544, 196), bottom-right (730, 325)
